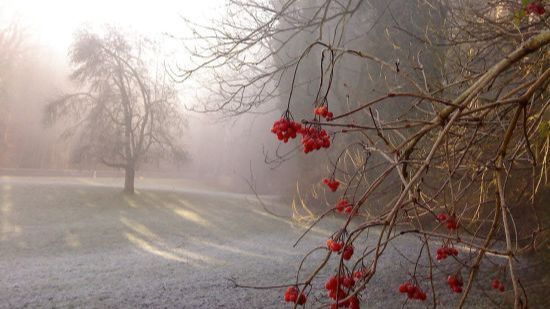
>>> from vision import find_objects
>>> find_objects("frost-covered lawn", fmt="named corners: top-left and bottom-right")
top-left (0, 176), bottom-right (336, 308)
top-left (0, 177), bottom-right (544, 308)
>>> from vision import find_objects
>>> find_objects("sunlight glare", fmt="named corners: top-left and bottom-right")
top-left (1, 0), bottom-right (223, 53)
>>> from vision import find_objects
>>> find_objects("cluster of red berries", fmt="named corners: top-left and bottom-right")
top-left (324, 178), bottom-right (340, 191)
top-left (447, 275), bottom-right (463, 293)
top-left (327, 239), bottom-right (344, 252)
top-left (326, 239), bottom-right (354, 260)
top-left (491, 279), bottom-right (505, 292)
top-left (436, 246), bottom-right (459, 260)
top-left (336, 198), bottom-right (354, 214)
top-left (526, 1), bottom-right (545, 15)
top-left (398, 282), bottom-right (427, 301)
top-left (314, 105), bottom-right (334, 121)
top-left (437, 213), bottom-right (459, 230)
top-left (301, 127), bottom-right (331, 153)
top-left (271, 117), bottom-right (332, 154)
top-left (284, 286), bottom-right (307, 305)
top-left (271, 118), bottom-right (302, 143)
top-left (325, 276), bottom-right (360, 309)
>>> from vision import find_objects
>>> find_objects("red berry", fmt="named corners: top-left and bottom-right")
top-left (527, 2), bottom-right (545, 15)
top-left (336, 198), bottom-right (349, 213)
top-left (342, 276), bottom-right (355, 288)
top-left (296, 293), bottom-right (307, 305)
top-left (399, 284), bottom-right (408, 293)
top-left (449, 275), bottom-right (463, 286)
top-left (329, 288), bottom-right (347, 300)
top-left (447, 274), bottom-right (463, 293)
top-left (491, 279), bottom-right (500, 289)
top-left (349, 295), bottom-right (360, 309)
top-left (446, 220), bottom-right (458, 230)
top-left (330, 241), bottom-right (343, 252)
top-left (436, 246), bottom-right (458, 260)
top-left (447, 276), bottom-right (458, 286)
top-left (342, 245), bottom-right (354, 260)
top-left (325, 178), bottom-right (340, 191)
top-left (314, 105), bottom-right (333, 120)
top-left (499, 285), bottom-right (505, 292)
top-left (284, 286), bottom-right (299, 303)
top-left (323, 178), bottom-right (340, 191)
top-left (436, 213), bottom-right (448, 222)
top-left (326, 276), bottom-right (338, 291)
top-left (284, 286), bottom-right (306, 305)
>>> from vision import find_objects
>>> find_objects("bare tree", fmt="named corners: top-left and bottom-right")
top-left (46, 28), bottom-right (187, 193)
top-left (174, 0), bottom-right (549, 308)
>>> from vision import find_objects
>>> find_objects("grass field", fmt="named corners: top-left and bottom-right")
top-left (0, 176), bottom-right (546, 308)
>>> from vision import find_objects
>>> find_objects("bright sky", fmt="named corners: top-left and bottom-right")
top-left (1, 0), bottom-right (223, 54)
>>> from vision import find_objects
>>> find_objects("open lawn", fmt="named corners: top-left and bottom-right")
top-left (0, 177), bottom-right (546, 308)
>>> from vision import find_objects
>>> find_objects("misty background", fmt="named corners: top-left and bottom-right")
top-left (0, 0), bottom-right (302, 194)
top-left (0, 0), bottom-right (442, 204)
top-left (1, 1), bottom-right (548, 308)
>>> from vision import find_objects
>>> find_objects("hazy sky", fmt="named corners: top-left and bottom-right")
top-left (1, 0), bottom-right (284, 183)
top-left (1, 0), bottom-right (223, 54)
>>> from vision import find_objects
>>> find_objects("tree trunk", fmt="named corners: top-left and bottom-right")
top-left (124, 164), bottom-right (135, 194)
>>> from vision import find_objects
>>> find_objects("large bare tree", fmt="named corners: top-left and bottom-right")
top-left (46, 28), bottom-right (187, 193)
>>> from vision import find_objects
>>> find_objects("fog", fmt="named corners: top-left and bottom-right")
top-left (0, 0), bottom-right (301, 194)
top-left (0, 0), bottom-right (449, 199)
top-left (1, 1), bottom-right (547, 308)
